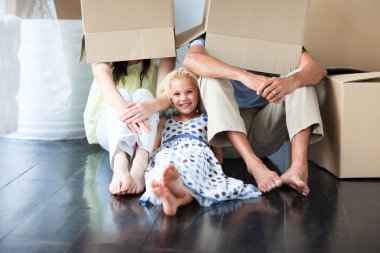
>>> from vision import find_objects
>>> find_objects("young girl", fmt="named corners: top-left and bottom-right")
top-left (84, 58), bottom-right (175, 195)
top-left (139, 67), bottom-right (261, 216)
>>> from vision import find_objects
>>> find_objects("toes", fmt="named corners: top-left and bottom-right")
top-left (302, 186), bottom-right (310, 196)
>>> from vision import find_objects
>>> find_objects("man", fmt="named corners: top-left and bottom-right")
top-left (183, 36), bottom-right (326, 196)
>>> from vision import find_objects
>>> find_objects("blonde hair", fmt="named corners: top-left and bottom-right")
top-left (158, 67), bottom-right (199, 107)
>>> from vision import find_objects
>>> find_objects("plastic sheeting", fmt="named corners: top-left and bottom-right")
top-left (2, 1), bottom-right (93, 140)
top-left (0, 15), bottom-right (21, 135)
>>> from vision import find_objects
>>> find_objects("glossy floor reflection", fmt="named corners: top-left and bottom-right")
top-left (0, 137), bottom-right (379, 253)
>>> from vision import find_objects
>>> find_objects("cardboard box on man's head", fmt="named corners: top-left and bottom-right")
top-left (177, 0), bottom-right (309, 75)
top-left (80, 0), bottom-right (176, 63)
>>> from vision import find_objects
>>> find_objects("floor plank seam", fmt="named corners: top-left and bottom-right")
top-left (0, 167), bottom-right (83, 242)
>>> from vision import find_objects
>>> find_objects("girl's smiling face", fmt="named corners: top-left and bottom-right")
top-left (170, 76), bottom-right (200, 118)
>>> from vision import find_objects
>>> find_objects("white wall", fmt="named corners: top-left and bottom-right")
top-left (0, 0), bottom-right (4, 16)
top-left (174, 0), bottom-right (205, 64)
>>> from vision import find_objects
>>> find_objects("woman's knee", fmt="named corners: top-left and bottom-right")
top-left (117, 88), bottom-right (132, 102)
top-left (132, 88), bottom-right (154, 102)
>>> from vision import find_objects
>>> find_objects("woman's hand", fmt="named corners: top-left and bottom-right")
top-left (126, 120), bottom-right (152, 135)
top-left (120, 99), bottom-right (158, 124)
top-left (114, 102), bottom-right (153, 134)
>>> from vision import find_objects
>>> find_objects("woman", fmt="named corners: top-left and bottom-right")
top-left (84, 58), bottom-right (175, 195)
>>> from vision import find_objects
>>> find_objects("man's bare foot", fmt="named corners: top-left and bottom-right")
top-left (162, 164), bottom-right (189, 198)
top-left (109, 167), bottom-right (135, 195)
top-left (247, 158), bottom-right (282, 193)
top-left (151, 180), bottom-right (181, 216)
top-left (280, 162), bottom-right (310, 196)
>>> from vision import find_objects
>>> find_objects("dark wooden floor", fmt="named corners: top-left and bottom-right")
top-left (0, 136), bottom-right (379, 253)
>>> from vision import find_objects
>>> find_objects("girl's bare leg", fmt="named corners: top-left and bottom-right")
top-left (109, 146), bottom-right (135, 195)
top-left (151, 164), bottom-right (193, 216)
top-left (129, 146), bottom-right (149, 194)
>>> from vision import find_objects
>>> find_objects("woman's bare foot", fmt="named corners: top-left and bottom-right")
top-left (129, 147), bottom-right (149, 194)
top-left (151, 180), bottom-right (181, 216)
top-left (109, 166), bottom-right (135, 195)
top-left (109, 148), bottom-right (134, 195)
top-left (280, 162), bottom-right (310, 196)
top-left (247, 158), bottom-right (282, 193)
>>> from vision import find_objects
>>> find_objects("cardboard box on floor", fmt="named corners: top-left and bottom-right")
top-left (309, 71), bottom-right (380, 178)
top-left (80, 0), bottom-right (176, 63)
top-left (176, 0), bottom-right (309, 75)
top-left (304, 0), bottom-right (380, 71)
top-left (5, 0), bottom-right (81, 19)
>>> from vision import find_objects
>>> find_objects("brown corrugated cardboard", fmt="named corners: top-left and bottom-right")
top-left (175, 0), bottom-right (308, 75)
top-left (81, 0), bottom-right (176, 63)
top-left (54, 0), bottom-right (81, 19)
top-left (205, 0), bottom-right (309, 75)
top-left (309, 71), bottom-right (380, 178)
top-left (5, 0), bottom-right (81, 19)
top-left (304, 0), bottom-right (380, 71)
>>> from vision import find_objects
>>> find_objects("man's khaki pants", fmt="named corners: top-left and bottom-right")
top-left (198, 77), bottom-right (323, 158)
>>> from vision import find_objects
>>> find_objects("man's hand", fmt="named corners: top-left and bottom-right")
top-left (256, 76), bottom-right (298, 103)
top-left (240, 70), bottom-right (269, 92)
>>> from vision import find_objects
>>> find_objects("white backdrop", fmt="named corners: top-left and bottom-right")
top-left (174, 0), bottom-right (205, 64)
top-left (0, 0), bottom-right (206, 139)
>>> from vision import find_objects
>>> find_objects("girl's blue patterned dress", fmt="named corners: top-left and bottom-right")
top-left (140, 113), bottom-right (261, 207)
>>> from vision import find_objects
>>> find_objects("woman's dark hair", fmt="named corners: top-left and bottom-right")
top-left (111, 59), bottom-right (151, 85)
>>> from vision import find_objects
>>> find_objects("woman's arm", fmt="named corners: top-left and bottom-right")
top-left (92, 62), bottom-right (150, 134)
top-left (155, 57), bottom-right (176, 112)
top-left (92, 62), bottom-right (129, 116)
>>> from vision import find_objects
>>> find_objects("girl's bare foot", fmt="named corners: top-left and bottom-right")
top-left (151, 165), bottom-right (194, 216)
top-left (162, 164), bottom-right (189, 198)
top-left (151, 180), bottom-right (181, 216)
top-left (247, 158), bottom-right (282, 193)
top-left (280, 162), bottom-right (310, 196)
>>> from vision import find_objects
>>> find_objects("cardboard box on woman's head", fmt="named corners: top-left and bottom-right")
top-left (5, 0), bottom-right (81, 19)
top-left (80, 0), bottom-right (176, 63)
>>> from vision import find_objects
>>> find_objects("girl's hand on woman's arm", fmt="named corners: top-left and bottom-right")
top-left (121, 57), bottom-right (175, 125)
top-left (120, 99), bottom-right (160, 123)
top-left (92, 62), bottom-right (151, 134)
